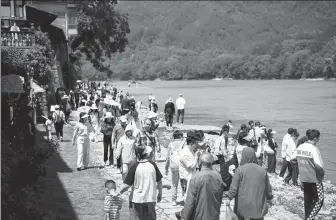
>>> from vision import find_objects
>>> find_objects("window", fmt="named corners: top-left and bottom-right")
top-left (68, 16), bottom-right (77, 25)
top-left (1, 0), bottom-right (10, 6)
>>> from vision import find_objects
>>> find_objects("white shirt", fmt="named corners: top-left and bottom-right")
top-left (179, 146), bottom-right (197, 180)
top-left (281, 133), bottom-right (291, 158)
top-left (176, 97), bottom-right (186, 110)
top-left (285, 137), bottom-right (296, 161)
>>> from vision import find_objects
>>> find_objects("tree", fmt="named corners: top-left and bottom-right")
top-left (71, 0), bottom-right (130, 73)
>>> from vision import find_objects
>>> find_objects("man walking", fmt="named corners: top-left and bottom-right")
top-left (176, 94), bottom-right (186, 126)
top-left (291, 129), bottom-right (324, 220)
top-left (279, 128), bottom-right (295, 178)
top-left (176, 152), bottom-right (225, 220)
top-left (164, 98), bottom-right (175, 130)
top-left (117, 145), bottom-right (163, 220)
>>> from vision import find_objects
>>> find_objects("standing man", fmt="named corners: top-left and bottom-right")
top-left (164, 98), bottom-right (175, 130)
top-left (112, 85), bottom-right (118, 101)
top-left (280, 128), bottom-right (295, 178)
top-left (176, 94), bottom-right (186, 126)
top-left (121, 92), bottom-right (130, 115)
top-left (176, 152), bottom-right (225, 220)
top-left (291, 129), bottom-right (324, 220)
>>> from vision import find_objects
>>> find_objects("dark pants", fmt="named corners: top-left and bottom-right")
top-left (176, 109), bottom-right (185, 124)
top-left (267, 153), bottom-right (276, 173)
top-left (180, 178), bottom-right (187, 195)
top-left (103, 135), bottom-right (112, 163)
top-left (130, 202), bottom-right (156, 220)
top-left (54, 122), bottom-right (63, 138)
top-left (303, 182), bottom-right (324, 219)
top-left (257, 153), bottom-right (263, 167)
top-left (165, 114), bottom-right (173, 126)
top-left (279, 158), bottom-right (290, 177)
top-left (284, 161), bottom-right (299, 185)
top-left (65, 109), bottom-right (71, 122)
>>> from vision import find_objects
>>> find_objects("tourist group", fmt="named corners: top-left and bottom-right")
top-left (44, 82), bottom-right (325, 220)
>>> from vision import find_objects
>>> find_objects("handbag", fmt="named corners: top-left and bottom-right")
top-left (250, 129), bottom-right (258, 148)
top-left (225, 205), bottom-right (238, 220)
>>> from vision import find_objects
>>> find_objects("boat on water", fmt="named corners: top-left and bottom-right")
top-left (212, 77), bottom-right (233, 81)
top-left (305, 78), bottom-right (325, 81)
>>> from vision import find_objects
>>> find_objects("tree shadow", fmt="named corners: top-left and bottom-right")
top-left (35, 129), bottom-right (79, 220)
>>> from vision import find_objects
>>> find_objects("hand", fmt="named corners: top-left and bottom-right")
top-left (157, 192), bottom-right (162, 203)
top-left (224, 198), bottom-right (231, 206)
top-left (165, 170), bottom-right (169, 176)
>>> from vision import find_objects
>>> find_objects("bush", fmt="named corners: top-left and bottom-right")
top-left (1, 131), bottom-right (58, 220)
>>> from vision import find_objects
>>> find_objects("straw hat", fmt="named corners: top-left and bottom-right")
top-left (119, 115), bottom-right (127, 123)
top-left (104, 112), bottom-right (114, 119)
top-left (90, 105), bottom-right (98, 110)
top-left (81, 113), bottom-right (89, 119)
top-left (54, 105), bottom-right (60, 109)
top-left (147, 111), bottom-right (158, 119)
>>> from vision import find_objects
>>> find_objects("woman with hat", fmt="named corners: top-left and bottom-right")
top-left (116, 124), bottom-right (137, 180)
top-left (89, 105), bottom-right (100, 143)
top-left (72, 113), bottom-right (93, 171)
top-left (100, 112), bottom-right (115, 166)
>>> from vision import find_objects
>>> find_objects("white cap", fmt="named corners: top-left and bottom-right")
top-left (81, 113), bottom-right (89, 119)
top-left (90, 105), bottom-right (98, 110)
top-left (119, 116), bottom-right (127, 122)
top-left (104, 112), bottom-right (114, 119)
top-left (54, 105), bottom-right (60, 109)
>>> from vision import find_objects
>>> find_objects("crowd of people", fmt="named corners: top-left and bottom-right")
top-left (44, 82), bottom-right (325, 220)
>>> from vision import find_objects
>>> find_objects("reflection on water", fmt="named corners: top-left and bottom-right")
top-left (114, 80), bottom-right (336, 182)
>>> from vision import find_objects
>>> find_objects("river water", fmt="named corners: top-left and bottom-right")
top-left (114, 80), bottom-right (336, 182)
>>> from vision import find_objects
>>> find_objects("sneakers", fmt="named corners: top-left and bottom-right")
top-left (104, 161), bottom-right (110, 166)
top-left (172, 201), bottom-right (177, 206)
top-left (60, 137), bottom-right (63, 142)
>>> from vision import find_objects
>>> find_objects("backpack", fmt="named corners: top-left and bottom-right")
top-left (54, 111), bottom-right (64, 123)
top-left (169, 140), bottom-right (185, 169)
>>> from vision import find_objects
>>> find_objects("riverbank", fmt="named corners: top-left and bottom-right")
top-left (157, 128), bottom-right (336, 220)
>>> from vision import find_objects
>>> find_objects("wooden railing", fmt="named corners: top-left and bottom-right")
top-left (1, 30), bottom-right (35, 48)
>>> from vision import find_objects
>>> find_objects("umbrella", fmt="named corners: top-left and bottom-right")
top-left (102, 99), bottom-right (121, 107)
top-left (76, 80), bottom-right (82, 83)
top-left (77, 106), bottom-right (91, 113)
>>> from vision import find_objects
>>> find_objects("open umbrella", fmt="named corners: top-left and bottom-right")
top-left (77, 106), bottom-right (91, 113)
top-left (102, 99), bottom-right (121, 107)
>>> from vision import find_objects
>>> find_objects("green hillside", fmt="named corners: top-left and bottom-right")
top-left (108, 1), bottom-right (336, 80)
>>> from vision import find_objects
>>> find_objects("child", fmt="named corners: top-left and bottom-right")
top-left (45, 113), bottom-right (53, 141)
top-left (104, 180), bottom-right (122, 220)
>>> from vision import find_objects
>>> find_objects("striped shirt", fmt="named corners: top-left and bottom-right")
top-left (104, 195), bottom-right (122, 220)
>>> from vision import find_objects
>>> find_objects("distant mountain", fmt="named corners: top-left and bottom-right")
top-left (108, 1), bottom-right (336, 80)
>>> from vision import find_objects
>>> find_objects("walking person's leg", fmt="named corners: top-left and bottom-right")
top-left (267, 153), bottom-right (273, 173)
top-left (171, 169), bottom-right (179, 204)
top-left (103, 135), bottom-right (109, 165)
top-left (180, 178), bottom-right (187, 198)
top-left (59, 124), bottom-right (64, 141)
top-left (279, 158), bottom-right (289, 177)
top-left (176, 110), bottom-right (180, 124)
top-left (181, 109), bottom-right (185, 124)
top-left (54, 122), bottom-right (60, 139)
top-left (217, 155), bottom-right (226, 181)
top-left (77, 142), bottom-right (84, 170)
top-left (284, 162), bottom-right (293, 184)
top-left (83, 138), bottom-right (90, 168)
top-left (291, 161), bottom-right (299, 185)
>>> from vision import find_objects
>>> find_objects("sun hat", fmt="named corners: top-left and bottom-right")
top-left (147, 111), bottom-right (158, 119)
top-left (54, 105), bottom-right (60, 109)
top-left (104, 112), bottom-right (114, 119)
top-left (119, 115), bottom-right (127, 123)
top-left (90, 105), bottom-right (98, 110)
top-left (50, 105), bottom-right (56, 112)
top-left (179, 93), bottom-right (182, 96)
top-left (125, 124), bottom-right (134, 132)
top-left (143, 146), bottom-right (153, 156)
top-left (81, 113), bottom-right (89, 119)
top-left (62, 94), bottom-right (69, 99)
top-left (268, 129), bottom-right (276, 135)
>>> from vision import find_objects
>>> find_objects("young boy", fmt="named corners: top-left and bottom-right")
top-left (104, 180), bottom-right (122, 220)
top-left (45, 113), bottom-right (53, 141)
top-left (165, 130), bottom-right (185, 206)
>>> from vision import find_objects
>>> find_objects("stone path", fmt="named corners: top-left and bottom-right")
top-left (89, 131), bottom-right (281, 220)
